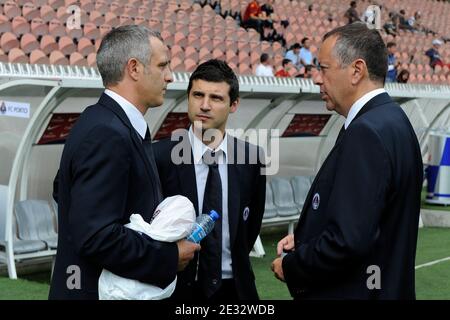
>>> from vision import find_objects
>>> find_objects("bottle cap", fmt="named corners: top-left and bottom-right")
top-left (209, 210), bottom-right (220, 221)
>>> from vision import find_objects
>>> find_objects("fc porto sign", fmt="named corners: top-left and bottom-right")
top-left (0, 100), bottom-right (30, 118)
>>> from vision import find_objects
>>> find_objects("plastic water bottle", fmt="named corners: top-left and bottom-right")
top-left (186, 210), bottom-right (220, 243)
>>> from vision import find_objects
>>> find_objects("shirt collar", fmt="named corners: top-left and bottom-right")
top-left (104, 89), bottom-right (147, 139)
top-left (344, 88), bottom-right (386, 129)
top-left (188, 125), bottom-right (228, 164)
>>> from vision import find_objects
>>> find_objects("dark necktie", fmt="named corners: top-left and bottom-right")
top-left (143, 127), bottom-right (163, 204)
top-left (198, 150), bottom-right (223, 298)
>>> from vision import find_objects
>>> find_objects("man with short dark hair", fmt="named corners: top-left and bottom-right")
top-left (299, 37), bottom-right (316, 67)
top-left (49, 25), bottom-right (199, 300)
top-left (154, 59), bottom-right (266, 301)
top-left (386, 42), bottom-right (400, 82)
top-left (344, 1), bottom-right (360, 24)
top-left (285, 43), bottom-right (302, 68)
top-left (255, 53), bottom-right (274, 76)
top-left (275, 58), bottom-right (294, 77)
top-left (272, 22), bottom-right (423, 300)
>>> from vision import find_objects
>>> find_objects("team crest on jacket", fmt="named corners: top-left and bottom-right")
top-left (312, 193), bottom-right (320, 210)
top-left (243, 207), bottom-right (250, 221)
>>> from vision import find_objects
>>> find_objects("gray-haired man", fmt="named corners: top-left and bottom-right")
top-left (49, 25), bottom-right (199, 300)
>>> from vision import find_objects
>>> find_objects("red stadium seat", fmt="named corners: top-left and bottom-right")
top-left (77, 37), bottom-right (95, 57)
top-left (8, 48), bottom-right (28, 64)
top-left (87, 52), bottom-right (97, 67)
top-left (40, 5), bottom-right (55, 23)
top-left (58, 36), bottom-right (76, 56)
top-left (12, 16), bottom-right (30, 37)
top-left (89, 11), bottom-right (105, 27)
top-left (29, 49), bottom-right (50, 64)
top-left (20, 33), bottom-right (39, 54)
top-left (0, 14), bottom-right (11, 34)
top-left (4, 1), bottom-right (21, 20)
top-left (69, 52), bottom-right (87, 66)
top-left (40, 34), bottom-right (58, 55)
top-left (1, 32), bottom-right (19, 53)
top-left (22, 2), bottom-right (39, 22)
top-left (49, 50), bottom-right (68, 65)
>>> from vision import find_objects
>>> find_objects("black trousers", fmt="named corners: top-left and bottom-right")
top-left (170, 279), bottom-right (238, 302)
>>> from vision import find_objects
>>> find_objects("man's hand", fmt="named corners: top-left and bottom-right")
top-left (176, 240), bottom-right (200, 271)
top-left (271, 257), bottom-right (285, 282)
top-left (276, 234), bottom-right (295, 256)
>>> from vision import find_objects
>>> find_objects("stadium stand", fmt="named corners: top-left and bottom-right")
top-left (0, 0), bottom-right (447, 83)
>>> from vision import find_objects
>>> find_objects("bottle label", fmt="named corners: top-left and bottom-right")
top-left (186, 224), bottom-right (207, 243)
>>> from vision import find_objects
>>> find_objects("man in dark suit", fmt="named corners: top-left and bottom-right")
top-left (272, 23), bottom-right (423, 299)
top-left (49, 25), bottom-right (199, 300)
top-left (154, 60), bottom-right (266, 300)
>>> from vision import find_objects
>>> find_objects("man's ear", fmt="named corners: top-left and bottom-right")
top-left (351, 59), bottom-right (366, 85)
top-left (230, 98), bottom-right (239, 113)
top-left (126, 58), bottom-right (141, 82)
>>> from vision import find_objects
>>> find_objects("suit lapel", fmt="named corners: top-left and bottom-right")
top-left (98, 93), bottom-right (155, 182)
top-left (296, 92), bottom-right (393, 230)
top-left (176, 142), bottom-right (199, 215)
top-left (227, 136), bottom-right (240, 249)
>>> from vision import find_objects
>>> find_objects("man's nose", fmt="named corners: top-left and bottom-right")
top-left (165, 68), bottom-right (173, 83)
top-left (313, 70), bottom-right (322, 85)
top-left (200, 98), bottom-right (211, 110)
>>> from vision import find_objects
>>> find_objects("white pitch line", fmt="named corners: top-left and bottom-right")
top-left (415, 257), bottom-right (450, 270)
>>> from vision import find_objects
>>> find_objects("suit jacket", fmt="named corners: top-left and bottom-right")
top-left (153, 131), bottom-right (266, 300)
top-left (49, 93), bottom-right (178, 300)
top-left (282, 92), bottom-right (423, 300)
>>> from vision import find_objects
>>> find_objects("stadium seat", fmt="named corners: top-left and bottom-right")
top-left (270, 177), bottom-right (299, 217)
top-left (95, 0), bottom-right (109, 15)
top-left (263, 182), bottom-right (278, 219)
top-left (22, 2), bottom-right (39, 22)
top-left (0, 14), bottom-right (11, 34)
top-left (40, 34), bottom-right (58, 55)
top-left (4, 1), bottom-right (21, 20)
top-left (0, 48), bottom-right (7, 63)
top-left (48, 18), bottom-right (66, 38)
top-left (14, 200), bottom-right (58, 250)
top-left (30, 17), bottom-right (48, 37)
top-left (77, 37), bottom-right (95, 57)
top-left (29, 49), bottom-right (50, 64)
top-left (40, 5), bottom-right (56, 23)
top-left (290, 176), bottom-right (312, 211)
top-left (0, 218), bottom-right (47, 254)
top-left (11, 16), bottom-right (30, 37)
top-left (69, 51), bottom-right (87, 66)
top-left (8, 47), bottom-right (28, 64)
top-left (58, 36), bottom-right (76, 55)
top-left (49, 50), bottom-right (69, 65)
top-left (20, 33), bottom-right (39, 54)
top-left (87, 52), bottom-right (97, 67)
top-left (1, 31), bottom-right (19, 53)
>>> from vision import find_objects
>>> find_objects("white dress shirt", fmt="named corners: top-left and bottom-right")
top-left (104, 89), bottom-right (147, 139)
top-left (255, 64), bottom-right (274, 77)
top-left (188, 126), bottom-right (233, 279)
top-left (344, 88), bottom-right (386, 129)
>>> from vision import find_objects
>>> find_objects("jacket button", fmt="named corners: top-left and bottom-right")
top-left (212, 279), bottom-right (218, 285)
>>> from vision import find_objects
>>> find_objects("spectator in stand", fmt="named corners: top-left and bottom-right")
top-left (275, 59), bottom-right (301, 77)
top-left (260, 0), bottom-right (290, 28)
top-left (396, 69), bottom-right (410, 83)
top-left (344, 1), bottom-right (360, 24)
top-left (255, 53), bottom-right (274, 77)
top-left (298, 65), bottom-right (313, 79)
top-left (398, 9), bottom-right (414, 31)
top-left (260, 22), bottom-right (286, 47)
top-left (299, 37), bottom-right (316, 68)
top-left (386, 42), bottom-right (400, 83)
top-left (285, 43), bottom-right (302, 69)
top-left (242, 0), bottom-right (263, 34)
top-left (425, 39), bottom-right (450, 69)
top-left (383, 11), bottom-right (399, 37)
